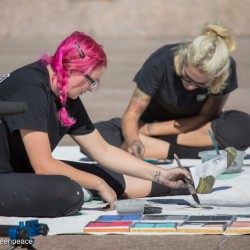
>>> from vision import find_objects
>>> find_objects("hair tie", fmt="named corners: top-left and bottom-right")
top-left (215, 32), bottom-right (225, 40)
top-left (61, 104), bottom-right (67, 109)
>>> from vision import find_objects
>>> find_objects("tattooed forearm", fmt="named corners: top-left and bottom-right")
top-left (200, 94), bottom-right (229, 121)
top-left (153, 171), bottom-right (161, 182)
top-left (133, 88), bottom-right (150, 102)
top-left (129, 88), bottom-right (151, 113)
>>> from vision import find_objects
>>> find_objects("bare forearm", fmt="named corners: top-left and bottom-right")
top-left (147, 115), bottom-right (207, 136)
top-left (98, 144), bottom-right (165, 182)
top-left (73, 131), bottom-right (192, 191)
top-left (142, 95), bottom-right (228, 137)
top-left (97, 144), bottom-right (192, 190)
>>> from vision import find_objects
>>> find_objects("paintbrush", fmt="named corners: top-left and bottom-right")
top-left (208, 129), bottom-right (220, 155)
top-left (208, 130), bottom-right (237, 167)
top-left (174, 154), bottom-right (201, 205)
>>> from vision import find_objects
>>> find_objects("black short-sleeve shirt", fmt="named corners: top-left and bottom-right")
top-left (0, 61), bottom-right (95, 173)
top-left (133, 43), bottom-right (238, 122)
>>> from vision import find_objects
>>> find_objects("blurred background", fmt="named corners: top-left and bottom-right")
top-left (0, 0), bottom-right (249, 145)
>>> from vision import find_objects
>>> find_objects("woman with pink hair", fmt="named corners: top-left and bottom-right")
top-left (0, 31), bottom-right (235, 217)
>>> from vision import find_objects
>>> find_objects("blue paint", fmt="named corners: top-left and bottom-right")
top-left (208, 130), bottom-right (220, 155)
top-left (97, 215), bottom-right (142, 222)
top-left (133, 222), bottom-right (177, 228)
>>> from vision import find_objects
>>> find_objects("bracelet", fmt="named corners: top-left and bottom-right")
top-left (153, 171), bottom-right (161, 183)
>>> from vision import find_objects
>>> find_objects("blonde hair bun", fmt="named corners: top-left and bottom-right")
top-left (201, 23), bottom-right (236, 52)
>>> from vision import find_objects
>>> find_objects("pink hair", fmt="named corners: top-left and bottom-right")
top-left (40, 31), bottom-right (107, 126)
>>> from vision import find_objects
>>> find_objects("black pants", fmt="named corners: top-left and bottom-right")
top-left (0, 160), bottom-right (189, 217)
top-left (95, 110), bottom-right (250, 159)
top-left (0, 173), bottom-right (84, 218)
top-left (0, 160), bottom-right (126, 218)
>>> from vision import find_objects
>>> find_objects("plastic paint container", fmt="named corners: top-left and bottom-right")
top-left (115, 199), bottom-right (146, 215)
top-left (198, 150), bottom-right (246, 174)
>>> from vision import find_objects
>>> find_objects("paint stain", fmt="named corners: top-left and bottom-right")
top-left (200, 206), bottom-right (214, 210)
top-left (186, 205), bottom-right (213, 210)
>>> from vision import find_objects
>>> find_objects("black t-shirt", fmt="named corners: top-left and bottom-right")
top-left (0, 61), bottom-right (95, 173)
top-left (133, 43), bottom-right (238, 122)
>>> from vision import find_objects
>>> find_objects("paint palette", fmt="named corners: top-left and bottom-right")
top-left (141, 215), bottom-right (187, 223)
top-left (130, 222), bottom-right (177, 233)
top-left (96, 215), bottom-right (142, 222)
top-left (185, 215), bottom-right (234, 223)
top-left (226, 221), bottom-right (250, 234)
top-left (83, 214), bottom-right (250, 234)
top-left (83, 221), bottom-right (133, 233)
top-left (177, 222), bottom-right (228, 234)
top-left (234, 214), bottom-right (250, 222)
top-left (226, 214), bottom-right (250, 234)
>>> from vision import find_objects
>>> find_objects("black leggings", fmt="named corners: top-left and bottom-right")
top-left (0, 161), bottom-right (125, 218)
top-left (0, 161), bottom-right (189, 217)
top-left (0, 173), bottom-right (83, 217)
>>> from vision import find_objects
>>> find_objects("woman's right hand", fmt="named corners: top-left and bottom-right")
top-left (97, 182), bottom-right (117, 210)
top-left (127, 139), bottom-right (145, 159)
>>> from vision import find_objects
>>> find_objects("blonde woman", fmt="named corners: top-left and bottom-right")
top-left (96, 23), bottom-right (250, 159)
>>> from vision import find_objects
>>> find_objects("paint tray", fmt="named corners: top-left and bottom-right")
top-left (115, 199), bottom-right (146, 215)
